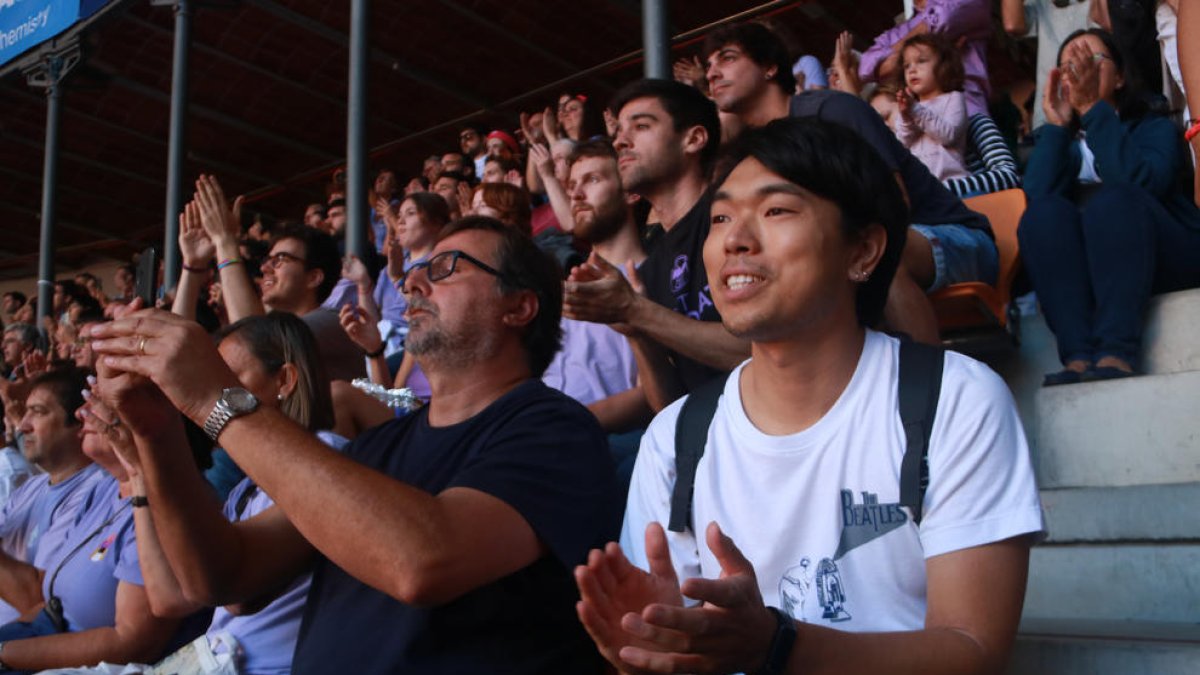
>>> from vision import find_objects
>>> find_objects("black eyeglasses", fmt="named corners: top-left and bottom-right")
top-left (263, 251), bottom-right (307, 269)
top-left (399, 249), bottom-right (509, 294)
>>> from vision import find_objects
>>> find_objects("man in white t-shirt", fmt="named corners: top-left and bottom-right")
top-left (575, 117), bottom-right (1044, 674)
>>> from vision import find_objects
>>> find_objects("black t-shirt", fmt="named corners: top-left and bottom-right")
top-left (790, 90), bottom-right (991, 235)
top-left (637, 194), bottom-right (727, 392)
top-left (293, 380), bottom-right (619, 674)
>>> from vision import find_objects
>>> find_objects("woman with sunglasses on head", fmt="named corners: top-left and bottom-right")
top-left (1018, 28), bottom-right (1200, 387)
top-left (84, 312), bottom-right (348, 674)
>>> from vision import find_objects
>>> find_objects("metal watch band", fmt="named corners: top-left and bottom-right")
top-left (203, 398), bottom-right (234, 441)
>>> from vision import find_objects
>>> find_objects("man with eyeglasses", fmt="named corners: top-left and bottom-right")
top-left (89, 215), bottom-right (620, 672)
top-left (214, 222), bottom-right (366, 383)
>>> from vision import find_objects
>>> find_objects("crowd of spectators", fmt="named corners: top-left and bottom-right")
top-left (0, 1), bottom-right (1196, 672)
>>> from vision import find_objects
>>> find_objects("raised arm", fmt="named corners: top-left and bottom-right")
top-left (90, 311), bottom-right (557, 608)
top-left (171, 201), bottom-right (214, 321)
top-left (563, 253), bottom-right (749, 374)
top-left (194, 174), bottom-right (263, 321)
top-left (529, 143), bottom-right (576, 232)
top-left (1002, 0), bottom-right (1030, 36)
top-left (94, 365), bottom-right (314, 609)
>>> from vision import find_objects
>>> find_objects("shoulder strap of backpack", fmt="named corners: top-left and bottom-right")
top-left (667, 376), bottom-right (726, 533)
top-left (897, 340), bottom-right (945, 526)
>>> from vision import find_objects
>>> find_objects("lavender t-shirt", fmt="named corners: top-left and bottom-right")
top-left (205, 430), bottom-right (349, 675)
top-left (40, 475), bottom-right (141, 632)
top-left (542, 319), bottom-right (638, 405)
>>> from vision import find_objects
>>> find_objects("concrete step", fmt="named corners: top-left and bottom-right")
top-left (1040, 483), bottom-right (1200, 543)
top-left (1007, 619), bottom-right (1200, 675)
top-left (1142, 288), bottom-right (1200, 376)
top-left (1023, 543), bottom-right (1200, 623)
top-left (983, 290), bottom-right (1200, 465)
top-left (1025, 368), bottom-right (1200, 489)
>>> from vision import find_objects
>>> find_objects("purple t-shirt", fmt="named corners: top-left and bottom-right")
top-left (40, 475), bottom-right (141, 632)
top-left (0, 463), bottom-right (104, 624)
top-left (0, 463), bottom-right (103, 569)
top-left (373, 268), bottom-right (409, 354)
top-left (205, 430), bottom-right (347, 675)
top-left (543, 319), bottom-right (638, 405)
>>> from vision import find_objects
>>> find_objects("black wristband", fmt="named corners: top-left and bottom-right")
top-left (364, 344), bottom-right (386, 358)
top-left (182, 262), bottom-right (209, 273)
top-left (751, 606), bottom-right (797, 675)
top-left (130, 495), bottom-right (149, 508)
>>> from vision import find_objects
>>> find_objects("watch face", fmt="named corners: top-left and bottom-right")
top-left (223, 387), bottom-right (260, 413)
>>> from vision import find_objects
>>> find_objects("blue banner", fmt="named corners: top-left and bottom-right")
top-left (0, 0), bottom-right (80, 67)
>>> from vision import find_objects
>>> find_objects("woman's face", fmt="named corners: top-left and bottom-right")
top-left (399, 199), bottom-right (436, 251)
top-left (374, 171), bottom-right (397, 196)
top-left (1060, 33), bottom-right (1124, 105)
top-left (77, 401), bottom-right (123, 480)
top-left (559, 97), bottom-right (585, 138)
top-left (472, 190), bottom-right (501, 220)
top-left (218, 336), bottom-right (280, 408)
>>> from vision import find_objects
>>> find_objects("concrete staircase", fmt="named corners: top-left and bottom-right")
top-left (973, 288), bottom-right (1200, 674)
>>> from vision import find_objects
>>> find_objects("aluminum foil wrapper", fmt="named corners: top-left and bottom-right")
top-left (351, 378), bottom-right (424, 412)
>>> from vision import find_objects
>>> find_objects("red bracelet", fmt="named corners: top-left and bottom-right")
top-left (1186, 120), bottom-right (1200, 143)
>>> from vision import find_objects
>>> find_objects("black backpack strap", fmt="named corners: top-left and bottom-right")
top-left (667, 376), bottom-right (726, 533)
top-left (897, 340), bottom-right (945, 526)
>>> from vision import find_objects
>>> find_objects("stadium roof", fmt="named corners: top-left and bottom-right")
top-left (0, 0), bottom-right (946, 281)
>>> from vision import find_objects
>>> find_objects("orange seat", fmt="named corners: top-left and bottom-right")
top-left (929, 189), bottom-right (1026, 335)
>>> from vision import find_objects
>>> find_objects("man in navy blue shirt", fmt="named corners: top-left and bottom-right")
top-left (91, 217), bottom-right (620, 673)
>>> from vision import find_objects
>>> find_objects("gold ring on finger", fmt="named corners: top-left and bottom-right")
top-left (137, 336), bottom-right (148, 356)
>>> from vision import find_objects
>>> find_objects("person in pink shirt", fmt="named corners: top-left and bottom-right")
top-left (859, 0), bottom-right (992, 116)
top-left (894, 34), bottom-right (970, 181)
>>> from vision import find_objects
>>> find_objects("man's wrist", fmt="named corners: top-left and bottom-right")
top-left (750, 606), bottom-right (798, 675)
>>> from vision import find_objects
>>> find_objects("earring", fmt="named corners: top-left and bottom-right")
top-left (277, 393), bottom-right (285, 402)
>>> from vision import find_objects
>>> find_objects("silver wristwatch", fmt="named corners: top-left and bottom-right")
top-left (203, 387), bottom-right (260, 442)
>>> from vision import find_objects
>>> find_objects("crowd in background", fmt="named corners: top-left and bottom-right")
top-left (0, 1), bottom-right (1196, 672)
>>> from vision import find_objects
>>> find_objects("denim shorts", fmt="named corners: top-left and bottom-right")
top-left (911, 224), bottom-right (999, 292)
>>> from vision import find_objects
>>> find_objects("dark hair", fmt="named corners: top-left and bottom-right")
top-left (54, 279), bottom-right (91, 307)
top-left (405, 191), bottom-right (452, 227)
top-left (435, 216), bottom-right (563, 377)
top-left (29, 366), bottom-right (90, 426)
top-left (558, 92), bottom-right (609, 141)
top-left (711, 117), bottom-right (909, 326)
top-left (484, 155), bottom-right (522, 175)
top-left (1056, 28), bottom-right (1157, 122)
top-left (568, 138), bottom-right (619, 170)
top-left (608, 79), bottom-right (722, 172)
top-left (269, 224), bottom-right (341, 303)
top-left (900, 33), bottom-right (965, 93)
top-left (702, 22), bottom-right (797, 95)
top-left (74, 307), bottom-right (106, 325)
top-left (4, 291), bottom-right (26, 305)
top-left (217, 313), bottom-right (335, 432)
top-left (434, 170), bottom-right (467, 185)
